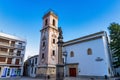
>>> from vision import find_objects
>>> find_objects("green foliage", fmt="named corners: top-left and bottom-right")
top-left (108, 22), bottom-right (120, 67)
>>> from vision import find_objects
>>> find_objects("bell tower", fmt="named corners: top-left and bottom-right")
top-left (37, 11), bottom-right (59, 78)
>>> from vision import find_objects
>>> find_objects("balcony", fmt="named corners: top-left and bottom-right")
top-left (9, 52), bottom-right (24, 57)
top-left (9, 52), bottom-right (15, 56)
top-left (0, 42), bottom-right (10, 47)
top-left (0, 51), bottom-right (9, 55)
top-left (15, 45), bottom-right (25, 50)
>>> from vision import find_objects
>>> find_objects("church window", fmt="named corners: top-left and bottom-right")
top-left (53, 39), bottom-right (55, 44)
top-left (42, 53), bottom-right (44, 59)
top-left (87, 48), bottom-right (92, 55)
top-left (52, 50), bottom-right (55, 56)
top-left (70, 51), bottom-right (74, 57)
top-left (53, 19), bottom-right (55, 26)
top-left (45, 19), bottom-right (48, 26)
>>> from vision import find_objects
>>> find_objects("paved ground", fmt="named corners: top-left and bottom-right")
top-left (0, 77), bottom-right (55, 80)
top-left (0, 77), bottom-right (120, 80)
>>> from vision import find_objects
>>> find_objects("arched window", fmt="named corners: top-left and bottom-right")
top-left (45, 19), bottom-right (48, 26)
top-left (87, 48), bottom-right (92, 55)
top-left (70, 51), bottom-right (74, 57)
top-left (42, 41), bottom-right (45, 47)
top-left (42, 53), bottom-right (44, 59)
top-left (53, 39), bottom-right (55, 44)
top-left (53, 19), bottom-right (55, 26)
top-left (52, 50), bottom-right (55, 56)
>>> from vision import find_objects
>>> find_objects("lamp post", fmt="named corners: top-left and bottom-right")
top-left (63, 51), bottom-right (67, 77)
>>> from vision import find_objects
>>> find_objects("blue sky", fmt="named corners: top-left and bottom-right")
top-left (0, 0), bottom-right (120, 60)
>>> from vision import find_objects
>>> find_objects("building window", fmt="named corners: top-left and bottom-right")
top-left (52, 50), bottom-right (55, 56)
top-left (70, 51), bottom-right (74, 57)
top-left (87, 48), bottom-right (92, 55)
top-left (53, 19), bottom-right (55, 26)
top-left (31, 67), bottom-right (33, 74)
top-left (15, 59), bottom-right (20, 65)
top-left (0, 48), bottom-right (7, 52)
top-left (53, 39), bottom-right (55, 44)
top-left (0, 57), bottom-right (6, 62)
top-left (34, 68), bottom-right (36, 74)
top-left (42, 41), bottom-right (45, 47)
top-left (7, 68), bottom-right (10, 76)
top-left (45, 19), bottom-right (48, 26)
top-left (35, 58), bottom-right (37, 64)
top-left (7, 58), bottom-right (12, 64)
top-left (42, 53), bottom-right (44, 59)
top-left (17, 51), bottom-right (21, 56)
top-left (32, 59), bottom-right (34, 64)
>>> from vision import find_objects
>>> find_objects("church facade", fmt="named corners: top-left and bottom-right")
top-left (63, 31), bottom-right (113, 77)
top-left (37, 11), bottom-right (113, 78)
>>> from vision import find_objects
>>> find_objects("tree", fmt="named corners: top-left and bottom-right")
top-left (108, 22), bottom-right (120, 68)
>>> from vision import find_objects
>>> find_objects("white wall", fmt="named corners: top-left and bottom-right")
top-left (28, 56), bottom-right (38, 77)
top-left (63, 38), bottom-right (111, 77)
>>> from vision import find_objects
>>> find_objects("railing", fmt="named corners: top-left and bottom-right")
top-left (0, 51), bottom-right (9, 55)
top-left (0, 42), bottom-right (25, 50)
top-left (15, 45), bottom-right (25, 49)
top-left (9, 52), bottom-right (24, 57)
top-left (0, 42), bottom-right (9, 46)
top-left (9, 52), bottom-right (14, 56)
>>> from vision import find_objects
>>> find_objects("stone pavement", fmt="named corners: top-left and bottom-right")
top-left (0, 77), bottom-right (56, 80)
top-left (64, 77), bottom-right (120, 80)
top-left (0, 77), bottom-right (120, 80)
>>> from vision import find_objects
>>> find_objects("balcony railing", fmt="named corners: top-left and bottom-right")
top-left (9, 52), bottom-right (24, 57)
top-left (15, 45), bottom-right (25, 49)
top-left (0, 42), bottom-right (9, 46)
top-left (0, 42), bottom-right (25, 49)
top-left (0, 51), bottom-right (9, 55)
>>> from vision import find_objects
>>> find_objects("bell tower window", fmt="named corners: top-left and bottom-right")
top-left (52, 50), bottom-right (55, 56)
top-left (45, 19), bottom-right (48, 26)
top-left (53, 19), bottom-right (55, 26)
top-left (42, 53), bottom-right (44, 59)
top-left (43, 41), bottom-right (45, 47)
top-left (53, 39), bottom-right (55, 44)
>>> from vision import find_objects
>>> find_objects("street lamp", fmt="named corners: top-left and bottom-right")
top-left (63, 51), bottom-right (67, 77)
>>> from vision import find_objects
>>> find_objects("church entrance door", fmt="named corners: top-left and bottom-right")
top-left (69, 68), bottom-right (76, 77)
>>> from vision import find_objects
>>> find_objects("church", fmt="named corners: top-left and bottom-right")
top-left (36, 11), bottom-right (113, 79)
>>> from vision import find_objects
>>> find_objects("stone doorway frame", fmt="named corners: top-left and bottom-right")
top-left (66, 63), bottom-right (78, 77)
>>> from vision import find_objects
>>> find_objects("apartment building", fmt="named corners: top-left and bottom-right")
top-left (0, 32), bottom-right (26, 78)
